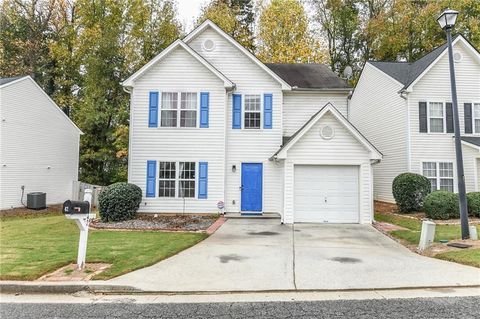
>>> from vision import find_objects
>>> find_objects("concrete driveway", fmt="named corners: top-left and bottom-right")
top-left (110, 219), bottom-right (480, 292)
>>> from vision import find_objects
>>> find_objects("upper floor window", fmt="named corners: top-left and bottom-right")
top-left (422, 161), bottom-right (454, 192)
top-left (428, 102), bottom-right (445, 133)
top-left (244, 94), bottom-right (261, 129)
top-left (474, 103), bottom-right (480, 133)
top-left (160, 92), bottom-right (197, 127)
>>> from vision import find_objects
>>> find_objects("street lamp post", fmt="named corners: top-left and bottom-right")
top-left (437, 9), bottom-right (469, 239)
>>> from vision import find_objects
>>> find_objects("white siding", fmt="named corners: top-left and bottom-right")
top-left (408, 42), bottom-right (480, 193)
top-left (129, 46), bottom-right (226, 213)
top-left (282, 91), bottom-right (349, 136)
top-left (283, 112), bottom-right (374, 224)
top-left (349, 63), bottom-right (408, 202)
top-left (462, 144), bottom-right (480, 192)
top-left (189, 27), bottom-right (284, 213)
top-left (0, 78), bottom-right (80, 209)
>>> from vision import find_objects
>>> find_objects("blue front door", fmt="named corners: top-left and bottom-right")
top-left (241, 163), bottom-right (263, 212)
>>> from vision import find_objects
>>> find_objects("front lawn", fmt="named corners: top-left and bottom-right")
top-left (375, 212), bottom-right (480, 268)
top-left (0, 213), bottom-right (207, 280)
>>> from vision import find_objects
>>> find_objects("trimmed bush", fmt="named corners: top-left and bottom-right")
top-left (467, 192), bottom-right (480, 217)
top-left (99, 182), bottom-right (142, 222)
top-left (392, 173), bottom-right (431, 213)
top-left (424, 191), bottom-right (459, 220)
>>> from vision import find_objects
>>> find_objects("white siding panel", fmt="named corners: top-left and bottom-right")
top-left (283, 112), bottom-right (373, 224)
top-left (0, 79), bottom-right (80, 209)
top-left (283, 92), bottom-right (349, 136)
top-left (462, 144), bottom-right (479, 192)
top-left (129, 47), bottom-right (226, 213)
top-left (349, 63), bottom-right (408, 202)
top-left (409, 42), bottom-right (480, 190)
top-left (189, 27), bottom-right (284, 213)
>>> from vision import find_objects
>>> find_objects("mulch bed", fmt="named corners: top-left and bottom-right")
top-left (90, 214), bottom-right (220, 232)
top-left (0, 204), bottom-right (64, 218)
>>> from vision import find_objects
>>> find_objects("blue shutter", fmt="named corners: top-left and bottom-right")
top-left (200, 92), bottom-right (209, 128)
top-left (198, 162), bottom-right (208, 199)
top-left (232, 94), bottom-right (242, 129)
top-left (146, 160), bottom-right (156, 197)
top-left (148, 92), bottom-right (159, 127)
top-left (264, 94), bottom-right (273, 129)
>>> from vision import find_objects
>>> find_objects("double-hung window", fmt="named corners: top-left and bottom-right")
top-left (474, 103), bottom-right (480, 133)
top-left (160, 92), bottom-right (197, 127)
top-left (158, 161), bottom-right (196, 198)
top-left (244, 94), bottom-right (261, 129)
top-left (428, 102), bottom-right (445, 133)
top-left (158, 162), bottom-right (176, 197)
top-left (422, 162), bottom-right (454, 192)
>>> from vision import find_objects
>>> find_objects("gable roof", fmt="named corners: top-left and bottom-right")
top-left (0, 76), bottom-right (83, 134)
top-left (122, 39), bottom-right (234, 88)
top-left (0, 75), bottom-right (27, 87)
top-left (461, 136), bottom-right (480, 150)
top-left (183, 20), bottom-right (291, 90)
top-left (368, 34), bottom-right (479, 91)
top-left (271, 103), bottom-right (382, 160)
top-left (265, 63), bottom-right (351, 90)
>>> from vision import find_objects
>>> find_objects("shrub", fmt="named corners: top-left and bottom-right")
top-left (467, 192), bottom-right (480, 217)
top-left (423, 191), bottom-right (459, 220)
top-left (392, 173), bottom-right (431, 213)
top-left (98, 182), bottom-right (142, 222)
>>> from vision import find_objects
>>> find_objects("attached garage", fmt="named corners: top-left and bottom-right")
top-left (294, 165), bottom-right (359, 223)
top-left (272, 103), bottom-right (382, 224)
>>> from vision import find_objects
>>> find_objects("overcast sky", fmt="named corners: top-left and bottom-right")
top-left (177, 0), bottom-right (206, 32)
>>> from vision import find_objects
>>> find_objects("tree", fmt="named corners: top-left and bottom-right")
top-left (257, 0), bottom-right (325, 63)
top-left (197, 0), bottom-right (255, 51)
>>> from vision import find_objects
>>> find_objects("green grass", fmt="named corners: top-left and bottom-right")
top-left (435, 249), bottom-right (480, 268)
top-left (0, 214), bottom-right (207, 280)
top-left (375, 213), bottom-right (479, 245)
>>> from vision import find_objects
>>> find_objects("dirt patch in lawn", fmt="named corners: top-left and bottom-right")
top-left (90, 214), bottom-right (220, 232)
top-left (37, 263), bottom-right (111, 282)
top-left (0, 204), bottom-right (64, 218)
top-left (374, 201), bottom-right (399, 214)
top-left (422, 239), bottom-right (480, 257)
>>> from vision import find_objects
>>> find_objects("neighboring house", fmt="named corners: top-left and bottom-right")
top-left (0, 76), bottom-right (82, 209)
top-left (123, 20), bottom-right (381, 224)
top-left (349, 35), bottom-right (480, 203)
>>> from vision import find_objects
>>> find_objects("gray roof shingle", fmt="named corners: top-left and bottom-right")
top-left (368, 35), bottom-right (459, 90)
top-left (265, 63), bottom-right (350, 89)
top-left (0, 75), bottom-right (27, 86)
top-left (461, 136), bottom-right (480, 147)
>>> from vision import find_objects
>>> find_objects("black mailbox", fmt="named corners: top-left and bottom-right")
top-left (62, 200), bottom-right (90, 215)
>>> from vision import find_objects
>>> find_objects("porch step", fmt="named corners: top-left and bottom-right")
top-left (224, 212), bottom-right (281, 219)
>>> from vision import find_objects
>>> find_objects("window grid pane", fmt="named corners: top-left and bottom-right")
top-left (179, 162), bottom-right (195, 198)
top-left (245, 95), bottom-right (261, 111)
top-left (429, 178), bottom-right (437, 192)
top-left (161, 92), bottom-right (178, 110)
top-left (440, 179), bottom-right (454, 192)
top-left (159, 161), bottom-right (176, 197)
top-left (429, 102), bottom-right (443, 117)
top-left (180, 110), bottom-right (196, 127)
top-left (244, 112), bottom-right (261, 129)
top-left (429, 102), bottom-right (444, 133)
top-left (181, 93), bottom-right (197, 110)
top-left (439, 162), bottom-right (453, 178)
top-left (422, 162), bottom-right (437, 178)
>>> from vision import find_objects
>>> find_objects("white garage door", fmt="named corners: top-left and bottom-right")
top-left (294, 165), bottom-right (359, 223)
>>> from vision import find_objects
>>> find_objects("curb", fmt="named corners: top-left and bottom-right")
top-left (2, 281), bottom-right (479, 295)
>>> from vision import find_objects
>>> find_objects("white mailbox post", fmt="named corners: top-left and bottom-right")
top-left (63, 189), bottom-right (95, 270)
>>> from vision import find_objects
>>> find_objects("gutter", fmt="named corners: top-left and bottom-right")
top-left (291, 86), bottom-right (352, 92)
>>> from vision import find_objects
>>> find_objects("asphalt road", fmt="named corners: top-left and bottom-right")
top-left (2, 297), bottom-right (479, 319)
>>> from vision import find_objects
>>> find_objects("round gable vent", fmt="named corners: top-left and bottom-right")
top-left (320, 125), bottom-right (335, 140)
top-left (453, 51), bottom-right (462, 63)
top-left (202, 39), bottom-right (215, 51)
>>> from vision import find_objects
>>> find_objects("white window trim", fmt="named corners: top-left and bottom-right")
top-left (473, 102), bottom-right (480, 134)
top-left (158, 161), bottom-right (198, 199)
top-left (238, 93), bottom-right (264, 130)
top-left (421, 160), bottom-right (456, 192)
top-left (426, 100), bottom-right (447, 134)
top-left (158, 91), bottom-right (200, 129)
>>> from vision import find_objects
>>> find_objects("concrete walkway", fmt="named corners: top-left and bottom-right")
top-left (109, 219), bottom-right (480, 292)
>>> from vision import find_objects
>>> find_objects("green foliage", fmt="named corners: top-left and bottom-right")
top-left (98, 182), bottom-right (142, 222)
top-left (392, 173), bottom-right (431, 213)
top-left (424, 191), bottom-right (459, 220)
top-left (467, 192), bottom-right (480, 217)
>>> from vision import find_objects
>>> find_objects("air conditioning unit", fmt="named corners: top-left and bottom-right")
top-left (27, 192), bottom-right (46, 210)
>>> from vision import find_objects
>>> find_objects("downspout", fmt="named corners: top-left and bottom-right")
top-left (223, 85), bottom-right (235, 214)
top-left (399, 89), bottom-right (412, 172)
top-left (123, 85), bottom-right (133, 183)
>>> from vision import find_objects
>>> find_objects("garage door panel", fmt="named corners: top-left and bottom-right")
top-left (294, 165), bottom-right (359, 223)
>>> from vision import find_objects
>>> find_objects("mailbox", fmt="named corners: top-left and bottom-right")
top-left (62, 200), bottom-right (90, 215)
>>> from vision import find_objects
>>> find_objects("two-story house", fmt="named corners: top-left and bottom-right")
top-left (122, 20), bottom-right (382, 224)
top-left (350, 35), bottom-right (480, 204)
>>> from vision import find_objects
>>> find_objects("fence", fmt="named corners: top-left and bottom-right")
top-left (72, 181), bottom-right (104, 209)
